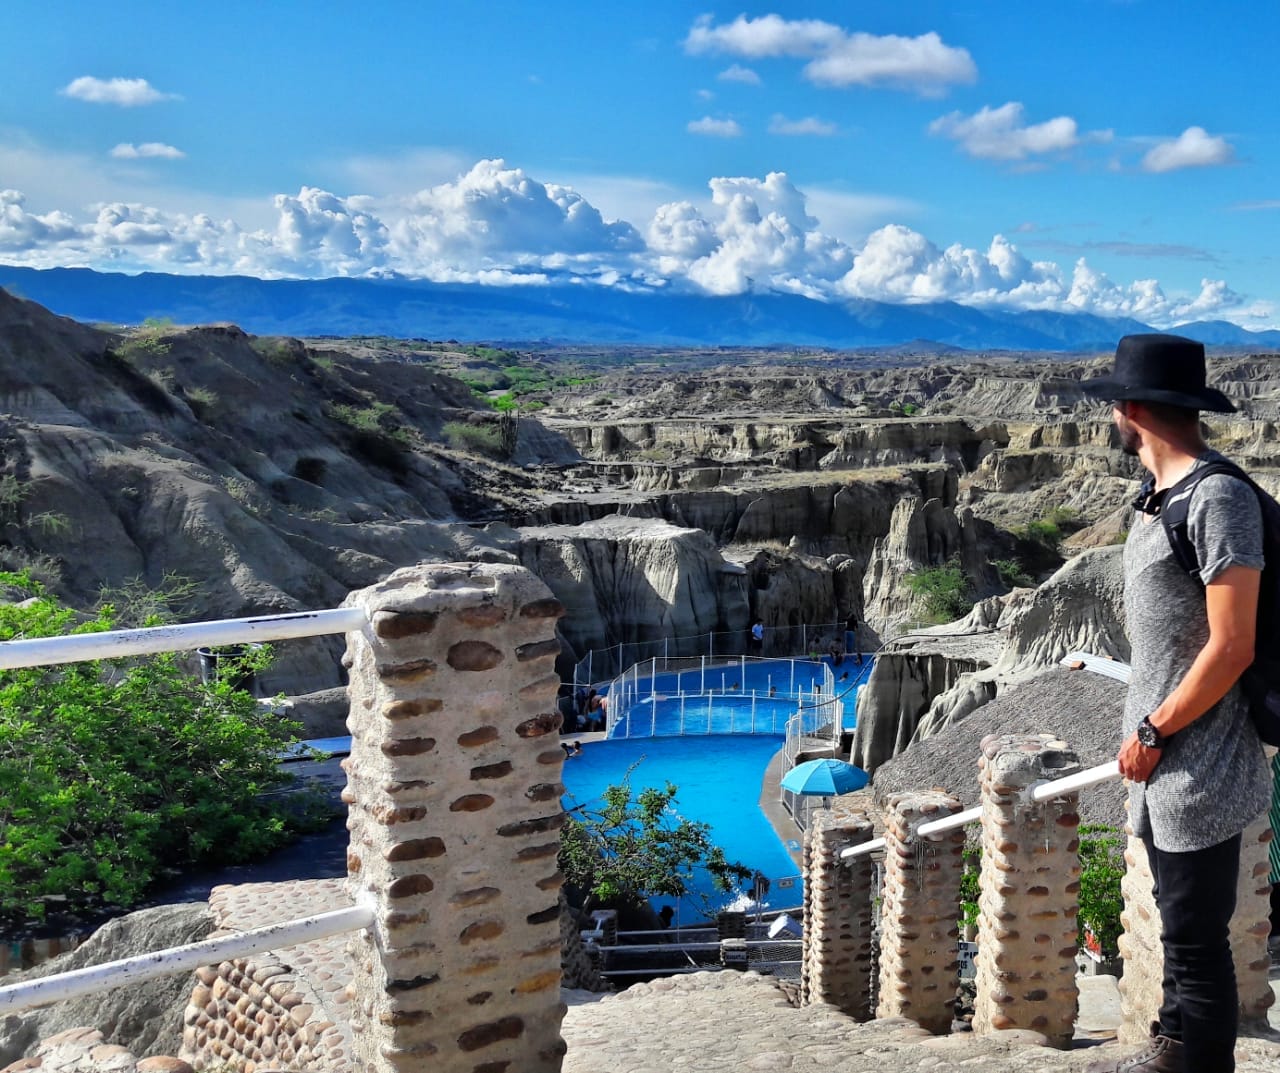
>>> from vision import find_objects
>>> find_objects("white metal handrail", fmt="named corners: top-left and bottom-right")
top-left (838, 758), bottom-right (1124, 861)
top-left (0, 607), bottom-right (369, 670)
top-left (0, 903), bottom-right (375, 1015)
top-left (837, 654), bottom-right (1130, 861)
top-left (0, 603), bottom-right (375, 1016)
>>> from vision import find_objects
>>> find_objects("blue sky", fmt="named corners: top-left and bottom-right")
top-left (2, 2), bottom-right (1277, 328)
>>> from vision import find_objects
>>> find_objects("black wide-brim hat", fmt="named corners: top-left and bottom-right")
top-left (1080, 333), bottom-right (1236, 412)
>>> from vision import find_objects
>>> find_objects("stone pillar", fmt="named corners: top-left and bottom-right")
top-left (800, 806), bottom-right (875, 1019)
top-left (1119, 811), bottom-right (1276, 1042)
top-left (342, 563), bottom-right (568, 1073)
top-left (876, 790), bottom-right (966, 1034)
top-left (1116, 823), bottom-right (1159, 1047)
top-left (971, 734), bottom-right (1082, 1049)
top-left (1235, 814), bottom-right (1277, 1028)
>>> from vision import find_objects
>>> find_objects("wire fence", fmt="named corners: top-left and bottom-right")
top-left (601, 654), bottom-right (845, 742)
top-left (573, 621), bottom-right (853, 689)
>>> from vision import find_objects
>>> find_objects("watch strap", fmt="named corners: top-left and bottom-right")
top-left (1137, 716), bottom-right (1165, 749)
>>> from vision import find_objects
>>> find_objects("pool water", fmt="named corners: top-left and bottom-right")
top-left (559, 734), bottom-right (801, 925)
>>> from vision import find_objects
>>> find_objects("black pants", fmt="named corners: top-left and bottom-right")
top-left (1144, 832), bottom-right (1241, 1073)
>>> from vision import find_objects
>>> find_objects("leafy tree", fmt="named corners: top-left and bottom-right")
top-left (904, 555), bottom-right (972, 623)
top-left (1077, 824), bottom-right (1125, 956)
top-left (559, 776), bottom-right (753, 916)
top-left (0, 573), bottom-right (313, 925)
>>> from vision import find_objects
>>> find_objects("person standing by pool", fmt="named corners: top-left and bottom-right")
top-left (1081, 334), bottom-right (1271, 1073)
top-left (846, 610), bottom-right (863, 665)
top-left (749, 619), bottom-right (764, 656)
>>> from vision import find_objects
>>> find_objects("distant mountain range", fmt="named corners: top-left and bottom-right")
top-left (3, 265), bottom-right (1279, 352)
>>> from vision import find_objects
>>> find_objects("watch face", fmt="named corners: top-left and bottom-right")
top-left (1137, 720), bottom-right (1160, 748)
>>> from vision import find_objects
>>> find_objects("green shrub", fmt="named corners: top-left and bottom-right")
top-left (993, 558), bottom-right (1034, 589)
top-left (1012, 507), bottom-right (1080, 552)
top-left (959, 834), bottom-right (980, 931)
top-left (904, 555), bottom-right (972, 623)
top-left (0, 574), bottom-right (313, 925)
top-left (442, 420), bottom-right (503, 458)
top-left (251, 338), bottom-right (303, 367)
top-left (117, 319), bottom-right (173, 361)
top-left (327, 402), bottom-right (405, 441)
top-left (185, 386), bottom-right (219, 420)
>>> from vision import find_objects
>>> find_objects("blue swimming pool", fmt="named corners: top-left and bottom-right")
top-left (606, 657), bottom-right (872, 738)
top-left (559, 734), bottom-right (801, 926)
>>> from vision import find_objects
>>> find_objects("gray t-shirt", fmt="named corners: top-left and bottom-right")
top-left (1124, 451), bottom-right (1271, 852)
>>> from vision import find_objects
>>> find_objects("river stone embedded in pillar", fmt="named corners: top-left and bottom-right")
top-left (342, 563), bottom-right (568, 1073)
top-left (971, 733), bottom-right (1082, 1049)
top-left (876, 789), bottom-right (966, 1034)
top-left (801, 806), bottom-right (875, 1018)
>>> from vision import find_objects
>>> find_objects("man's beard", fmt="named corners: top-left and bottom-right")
top-left (1116, 417), bottom-right (1140, 456)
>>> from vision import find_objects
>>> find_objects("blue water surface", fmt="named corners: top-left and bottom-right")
top-left (560, 734), bottom-right (802, 925)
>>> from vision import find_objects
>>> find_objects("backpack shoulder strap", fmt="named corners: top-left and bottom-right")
top-left (1158, 459), bottom-right (1254, 578)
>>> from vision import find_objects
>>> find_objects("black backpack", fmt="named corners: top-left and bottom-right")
top-left (1153, 458), bottom-right (1280, 747)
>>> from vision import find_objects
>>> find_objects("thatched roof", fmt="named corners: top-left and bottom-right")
top-left (871, 664), bottom-right (1128, 830)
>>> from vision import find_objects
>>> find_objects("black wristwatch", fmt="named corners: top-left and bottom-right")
top-left (1136, 716), bottom-right (1166, 749)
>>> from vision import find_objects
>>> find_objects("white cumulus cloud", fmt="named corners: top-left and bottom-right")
top-left (1141, 126), bottom-right (1235, 173)
top-left (686, 13), bottom-right (845, 57)
top-left (0, 159), bottom-right (1260, 328)
top-left (685, 14), bottom-right (975, 95)
top-left (388, 159), bottom-right (643, 280)
top-left (110, 142), bottom-right (185, 160)
top-left (929, 102), bottom-right (1081, 161)
top-left (768, 115), bottom-right (837, 137)
top-left (651, 172), bottom-right (853, 298)
top-left (268, 187), bottom-right (390, 275)
top-left (687, 116), bottom-right (743, 138)
top-left (803, 31), bottom-right (976, 94)
top-left (60, 76), bottom-right (178, 106)
top-left (0, 190), bottom-right (80, 252)
top-left (718, 63), bottom-right (762, 85)
top-left (840, 225), bottom-right (1063, 306)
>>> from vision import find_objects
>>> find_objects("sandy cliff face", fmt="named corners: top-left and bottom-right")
top-left (515, 516), bottom-right (749, 677)
top-left (850, 546), bottom-right (1128, 773)
top-left (550, 415), bottom-right (1006, 473)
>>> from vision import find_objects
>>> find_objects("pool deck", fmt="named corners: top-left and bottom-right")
top-left (759, 748), bottom-right (806, 871)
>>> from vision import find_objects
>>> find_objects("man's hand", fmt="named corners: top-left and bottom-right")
top-left (1118, 731), bottom-right (1162, 782)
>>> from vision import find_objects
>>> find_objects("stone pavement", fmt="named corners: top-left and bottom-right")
top-left (207, 877), bottom-right (1280, 1073)
top-left (561, 972), bottom-right (1280, 1073)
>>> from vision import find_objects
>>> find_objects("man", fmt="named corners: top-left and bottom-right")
top-left (1081, 334), bottom-right (1272, 1073)
top-left (749, 619), bottom-right (764, 656)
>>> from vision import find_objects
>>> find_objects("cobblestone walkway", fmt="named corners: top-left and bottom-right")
top-left (216, 879), bottom-right (1280, 1073)
top-left (561, 972), bottom-right (1280, 1073)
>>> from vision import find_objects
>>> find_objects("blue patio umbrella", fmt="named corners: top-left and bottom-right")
top-left (780, 758), bottom-right (869, 797)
